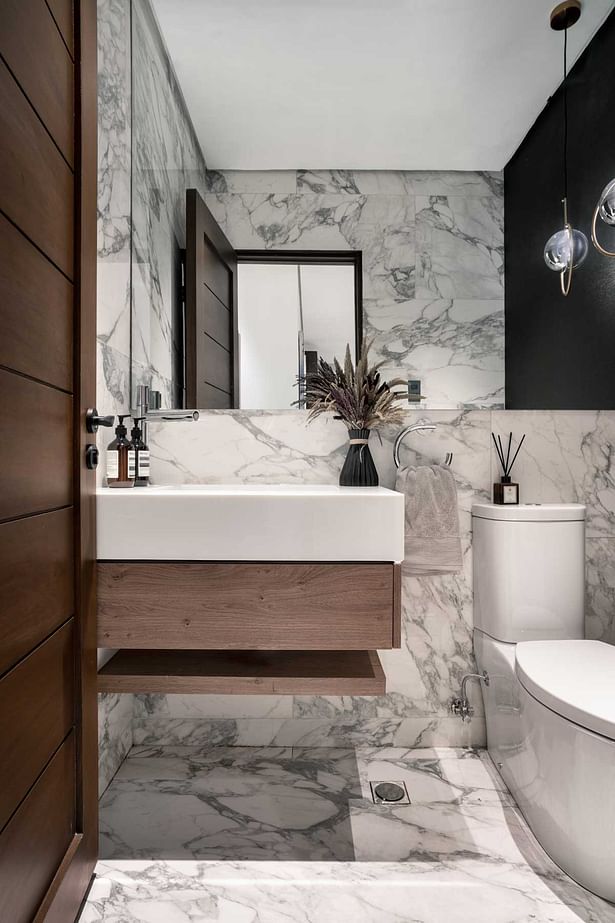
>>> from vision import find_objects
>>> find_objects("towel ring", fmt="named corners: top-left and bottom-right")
top-left (394, 420), bottom-right (453, 469)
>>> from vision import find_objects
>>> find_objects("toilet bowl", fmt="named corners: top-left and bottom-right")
top-left (472, 503), bottom-right (615, 902)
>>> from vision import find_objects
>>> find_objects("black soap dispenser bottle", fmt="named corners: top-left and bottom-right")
top-left (130, 417), bottom-right (150, 487)
top-left (106, 415), bottom-right (135, 488)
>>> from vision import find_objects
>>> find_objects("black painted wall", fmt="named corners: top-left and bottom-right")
top-left (505, 10), bottom-right (615, 409)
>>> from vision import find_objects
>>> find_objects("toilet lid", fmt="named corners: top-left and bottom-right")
top-left (516, 640), bottom-right (615, 741)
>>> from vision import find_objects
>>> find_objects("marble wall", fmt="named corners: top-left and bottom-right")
top-left (131, 0), bottom-right (210, 409)
top-left (97, 0), bottom-right (133, 795)
top-left (129, 408), bottom-right (615, 751)
top-left (204, 169), bottom-right (505, 409)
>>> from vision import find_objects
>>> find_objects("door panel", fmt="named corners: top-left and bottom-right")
top-left (0, 0), bottom-right (74, 165)
top-left (202, 236), bottom-right (232, 307)
top-left (0, 212), bottom-right (73, 390)
top-left (46, 0), bottom-right (74, 57)
top-left (0, 508), bottom-right (73, 676)
top-left (0, 57), bottom-right (74, 277)
top-left (0, 621), bottom-right (74, 830)
top-left (0, 370), bottom-right (72, 521)
top-left (0, 0), bottom-right (97, 919)
top-left (185, 188), bottom-right (238, 408)
top-left (0, 734), bottom-right (76, 923)
top-left (198, 285), bottom-right (231, 351)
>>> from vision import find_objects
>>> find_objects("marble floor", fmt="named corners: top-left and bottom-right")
top-left (83, 746), bottom-right (615, 922)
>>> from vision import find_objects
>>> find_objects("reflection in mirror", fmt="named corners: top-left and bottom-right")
top-left (238, 260), bottom-right (358, 410)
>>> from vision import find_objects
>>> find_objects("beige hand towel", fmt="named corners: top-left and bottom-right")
top-left (395, 465), bottom-right (462, 576)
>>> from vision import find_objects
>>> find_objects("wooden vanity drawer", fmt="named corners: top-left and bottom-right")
top-left (98, 562), bottom-right (401, 651)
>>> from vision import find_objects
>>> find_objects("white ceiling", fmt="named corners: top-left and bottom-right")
top-left (151, 0), bottom-right (615, 171)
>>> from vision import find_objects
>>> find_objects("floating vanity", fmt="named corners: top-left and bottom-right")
top-left (97, 485), bottom-right (404, 695)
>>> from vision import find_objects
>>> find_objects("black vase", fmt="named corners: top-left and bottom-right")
top-left (339, 428), bottom-right (379, 486)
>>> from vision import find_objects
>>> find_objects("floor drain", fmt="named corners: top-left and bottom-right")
top-left (370, 781), bottom-right (411, 805)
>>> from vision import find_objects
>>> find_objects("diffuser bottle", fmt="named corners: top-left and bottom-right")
top-left (493, 476), bottom-right (519, 505)
top-left (106, 415), bottom-right (135, 487)
top-left (492, 432), bottom-right (525, 505)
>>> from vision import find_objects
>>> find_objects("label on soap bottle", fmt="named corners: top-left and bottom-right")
top-left (137, 450), bottom-right (150, 475)
top-left (106, 449), bottom-right (119, 481)
top-left (128, 448), bottom-right (136, 478)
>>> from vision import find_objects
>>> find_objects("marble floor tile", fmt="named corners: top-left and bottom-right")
top-left (90, 746), bottom-right (615, 922)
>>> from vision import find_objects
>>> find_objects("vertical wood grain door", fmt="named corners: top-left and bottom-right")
top-left (0, 1), bottom-right (98, 921)
top-left (185, 188), bottom-right (239, 408)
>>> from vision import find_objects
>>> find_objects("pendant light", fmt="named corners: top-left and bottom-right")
top-left (591, 177), bottom-right (615, 257)
top-left (543, 1), bottom-right (588, 295)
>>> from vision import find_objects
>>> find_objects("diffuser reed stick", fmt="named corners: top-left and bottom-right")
top-left (492, 432), bottom-right (525, 478)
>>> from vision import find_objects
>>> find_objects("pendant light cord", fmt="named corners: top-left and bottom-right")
top-left (563, 25), bottom-right (568, 203)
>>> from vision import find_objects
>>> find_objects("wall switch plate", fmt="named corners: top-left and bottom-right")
top-left (407, 380), bottom-right (423, 403)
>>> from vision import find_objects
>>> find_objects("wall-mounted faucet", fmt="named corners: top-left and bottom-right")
top-left (133, 385), bottom-right (200, 445)
top-left (133, 385), bottom-right (200, 423)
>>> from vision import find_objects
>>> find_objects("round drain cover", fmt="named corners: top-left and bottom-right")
top-left (373, 782), bottom-right (405, 802)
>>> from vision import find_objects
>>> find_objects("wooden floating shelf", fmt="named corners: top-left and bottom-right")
top-left (97, 649), bottom-right (386, 695)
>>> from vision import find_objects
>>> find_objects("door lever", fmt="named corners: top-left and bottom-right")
top-left (86, 408), bottom-right (115, 433)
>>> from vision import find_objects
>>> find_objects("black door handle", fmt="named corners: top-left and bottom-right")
top-left (86, 408), bottom-right (115, 433)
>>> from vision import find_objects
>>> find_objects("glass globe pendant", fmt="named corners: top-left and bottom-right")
top-left (544, 2), bottom-right (586, 296)
top-left (544, 197), bottom-right (588, 295)
top-left (591, 178), bottom-right (615, 258)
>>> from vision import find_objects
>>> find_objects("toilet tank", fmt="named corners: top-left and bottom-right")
top-left (472, 504), bottom-right (585, 643)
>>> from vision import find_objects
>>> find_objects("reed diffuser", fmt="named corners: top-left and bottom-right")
top-left (492, 432), bottom-right (525, 505)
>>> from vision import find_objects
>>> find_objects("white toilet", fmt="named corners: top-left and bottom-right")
top-left (472, 503), bottom-right (615, 902)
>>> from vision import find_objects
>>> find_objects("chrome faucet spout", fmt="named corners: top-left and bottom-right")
top-left (144, 409), bottom-right (200, 422)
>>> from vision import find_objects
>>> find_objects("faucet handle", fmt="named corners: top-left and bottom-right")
top-left (86, 408), bottom-right (115, 433)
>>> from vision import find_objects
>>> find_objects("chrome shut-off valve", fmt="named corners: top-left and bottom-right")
top-left (450, 670), bottom-right (490, 722)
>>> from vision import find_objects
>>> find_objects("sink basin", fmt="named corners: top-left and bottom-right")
top-left (97, 484), bottom-right (404, 562)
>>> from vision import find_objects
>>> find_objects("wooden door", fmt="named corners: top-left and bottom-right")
top-left (185, 188), bottom-right (238, 408)
top-left (0, 1), bottom-right (98, 921)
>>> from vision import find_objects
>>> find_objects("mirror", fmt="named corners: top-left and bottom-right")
top-left (128, 0), bottom-right (505, 414)
top-left (237, 259), bottom-right (359, 410)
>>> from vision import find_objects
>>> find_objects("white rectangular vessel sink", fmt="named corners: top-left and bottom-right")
top-left (97, 484), bottom-right (404, 562)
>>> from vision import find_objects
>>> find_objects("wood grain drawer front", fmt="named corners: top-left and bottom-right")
top-left (98, 563), bottom-right (397, 651)
top-left (0, 733), bottom-right (75, 923)
top-left (0, 509), bottom-right (73, 675)
top-left (0, 620), bottom-right (74, 831)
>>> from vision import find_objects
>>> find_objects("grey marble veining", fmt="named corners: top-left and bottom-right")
top-left (137, 409), bottom-right (490, 749)
top-left (96, 0), bottom-right (132, 421)
top-left (130, 0), bottom-right (210, 404)
top-left (87, 746), bottom-right (615, 922)
top-left (586, 538), bottom-right (615, 645)
top-left (491, 410), bottom-right (615, 538)
top-left (99, 693), bottom-right (134, 797)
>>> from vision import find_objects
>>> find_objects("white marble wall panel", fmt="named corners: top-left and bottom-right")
top-left (131, 0), bottom-right (210, 402)
top-left (99, 692), bottom-right (134, 796)
top-left (492, 410), bottom-right (615, 647)
top-left (491, 411), bottom-right (615, 537)
top-left (97, 0), bottom-right (132, 425)
top-left (136, 409), bottom-right (491, 748)
top-left (137, 407), bottom-right (615, 748)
